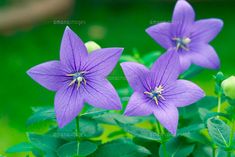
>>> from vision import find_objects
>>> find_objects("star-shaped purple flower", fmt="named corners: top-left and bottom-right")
top-left (27, 27), bottom-right (123, 128)
top-left (146, 0), bottom-right (223, 72)
top-left (121, 50), bottom-right (205, 135)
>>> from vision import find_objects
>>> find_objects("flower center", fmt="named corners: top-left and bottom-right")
top-left (144, 85), bottom-right (165, 105)
top-left (66, 71), bottom-right (87, 89)
top-left (173, 37), bottom-right (191, 51)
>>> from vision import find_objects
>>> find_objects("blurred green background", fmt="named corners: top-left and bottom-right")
top-left (0, 0), bottom-right (234, 156)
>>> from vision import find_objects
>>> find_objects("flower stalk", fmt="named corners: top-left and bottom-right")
top-left (156, 121), bottom-right (168, 157)
top-left (217, 93), bottom-right (222, 116)
top-left (75, 116), bottom-right (80, 156)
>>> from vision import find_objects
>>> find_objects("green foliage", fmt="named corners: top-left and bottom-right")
top-left (116, 120), bottom-right (161, 141)
top-left (159, 137), bottom-right (195, 157)
top-left (90, 138), bottom-right (151, 157)
top-left (6, 142), bottom-right (35, 153)
top-left (28, 133), bottom-right (66, 155)
top-left (207, 118), bottom-right (231, 149)
top-left (92, 112), bottom-right (140, 125)
top-left (57, 141), bottom-right (97, 157)
top-left (27, 106), bottom-right (55, 126)
top-left (120, 49), bottom-right (161, 67)
top-left (180, 65), bottom-right (203, 79)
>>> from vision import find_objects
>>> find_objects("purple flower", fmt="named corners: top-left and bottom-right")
top-left (27, 27), bottom-right (123, 127)
top-left (146, 0), bottom-right (223, 72)
top-left (121, 50), bottom-right (205, 135)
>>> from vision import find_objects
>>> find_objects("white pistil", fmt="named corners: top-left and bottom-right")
top-left (144, 85), bottom-right (165, 105)
top-left (173, 37), bottom-right (191, 51)
top-left (66, 71), bottom-right (87, 89)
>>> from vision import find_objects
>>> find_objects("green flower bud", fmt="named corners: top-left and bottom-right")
top-left (221, 76), bottom-right (235, 99)
top-left (85, 41), bottom-right (101, 53)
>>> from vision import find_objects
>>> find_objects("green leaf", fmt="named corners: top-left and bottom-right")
top-left (27, 106), bottom-right (55, 126)
top-left (182, 132), bottom-right (211, 145)
top-left (120, 55), bottom-right (139, 62)
top-left (90, 138), bottom-right (151, 157)
top-left (116, 120), bottom-right (161, 141)
top-left (226, 105), bottom-right (235, 120)
top-left (207, 118), bottom-right (231, 148)
top-left (6, 142), bottom-right (34, 153)
top-left (216, 149), bottom-right (227, 157)
top-left (107, 130), bottom-right (126, 138)
top-left (57, 141), bottom-right (97, 157)
top-left (180, 65), bottom-right (203, 79)
top-left (133, 137), bottom-right (160, 157)
top-left (55, 117), bottom-right (103, 140)
top-left (92, 112), bottom-right (139, 125)
top-left (159, 137), bottom-right (195, 157)
top-left (199, 108), bottom-right (229, 122)
top-left (177, 123), bottom-right (205, 135)
top-left (192, 144), bottom-right (212, 157)
top-left (142, 51), bottom-right (161, 67)
top-left (227, 97), bottom-right (235, 106)
top-left (80, 108), bottom-right (107, 117)
top-left (28, 133), bottom-right (65, 153)
top-left (180, 96), bottom-right (218, 120)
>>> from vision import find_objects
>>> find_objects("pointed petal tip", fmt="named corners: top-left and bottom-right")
top-left (57, 120), bottom-right (66, 128)
top-left (145, 26), bottom-right (152, 34)
top-left (26, 69), bottom-right (32, 76)
top-left (65, 26), bottom-right (71, 31)
top-left (113, 47), bottom-right (124, 54)
top-left (216, 19), bottom-right (224, 27)
top-left (120, 62), bottom-right (129, 68)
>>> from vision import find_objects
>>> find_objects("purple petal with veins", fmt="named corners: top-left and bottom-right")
top-left (146, 0), bottom-right (223, 72)
top-left (27, 26), bottom-right (123, 127)
top-left (121, 50), bottom-right (205, 135)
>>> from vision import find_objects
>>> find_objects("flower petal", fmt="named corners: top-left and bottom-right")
top-left (124, 92), bottom-right (156, 116)
top-left (55, 85), bottom-right (84, 128)
top-left (83, 48), bottom-right (123, 77)
top-left (151, 49), bottom-right (180, 87)
top-left (146, 22), bottom-right (173, 49)
top-left (83, 78), bottom-right (122, 110)
top-left (190, 43), bottom-right (220, 69)
top-left (153, 104), bottom-right (178, 135)
top-left (121, 62), bottom-right (151, 92)
top-left (172, 0), bottom-right (195, 37)
top-left (60, 26), bottom-right (88, 71)
top-left (179, 52), bottom-right (191, 73)
top-left (163, 80), bottom-right (205, 107)
top-left (191, 19), bottom-right (223, 43)
top-left (27, 61), bottom-right (67, 91)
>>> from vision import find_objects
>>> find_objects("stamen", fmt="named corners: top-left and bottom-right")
top-left (67, 71), bottom-right (87, 89)
top-left (173, 37), bottom-right (191, 51)
top-left (144, 85), bottom-right (165, 105)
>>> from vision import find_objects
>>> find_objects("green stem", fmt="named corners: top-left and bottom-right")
top-left (228, 120), bottom-right (235, 157)
top-left (156, 121), bottom-right (168, 157)
top-left (75, 116), bottom-right (80, 156)
top-left (212, 147), bottom-right (216, 157)
top-left (162, 142), bottom-right (167, 157)
top-left (217, 93), bottom-right (222, 118)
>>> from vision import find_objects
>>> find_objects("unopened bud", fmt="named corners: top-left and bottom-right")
top-left (85, 41), bottom-right (101, 53)
top-left (222, 76), bottom-right (235, 99)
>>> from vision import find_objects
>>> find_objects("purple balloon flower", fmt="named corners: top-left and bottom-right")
top-left (146, 0), bottom-right (223, 72)
top-left (121, 50), bottom-right (205, 135)
top-left (27, 27), bottom-right (123, 128)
